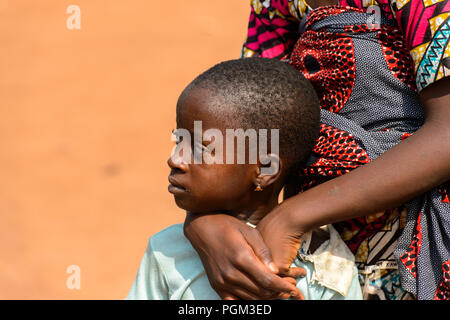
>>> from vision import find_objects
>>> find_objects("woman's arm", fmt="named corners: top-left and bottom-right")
top-left (257, 77), bottom-right (450, 271)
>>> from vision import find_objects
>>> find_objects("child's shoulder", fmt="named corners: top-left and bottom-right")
top-left (147, 223), bottom-right (195, 258)
top-left (150, 223), bottom-right (184, 241)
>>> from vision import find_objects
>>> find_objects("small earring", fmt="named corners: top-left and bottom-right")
top-left (254, 184), bottom-right (263, 192)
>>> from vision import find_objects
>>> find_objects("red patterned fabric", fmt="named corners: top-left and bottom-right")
top-left (399, 212), bottom-right (423, 278)
top-left (435, 260), bottom-right (450, 300)
top-left (299, 123), bottom-right (369, 191)
top-left (377, 28), bottom-right (417, 91)
top-left (290, 33), bottom-right (356, 113)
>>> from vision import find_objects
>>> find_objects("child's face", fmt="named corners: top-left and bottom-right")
top-left (167, 88), bottom-right (258, 214)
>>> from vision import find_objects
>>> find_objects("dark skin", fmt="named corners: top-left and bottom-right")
top-left (169, 87), bottom-right (307, 300)
top-left (184, 77), bottom-right (450, 298)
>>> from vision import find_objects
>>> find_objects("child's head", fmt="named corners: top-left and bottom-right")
top-left (168, 57), bottom-right (320, 217)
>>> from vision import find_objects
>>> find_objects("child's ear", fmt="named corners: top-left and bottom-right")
top-left (254, 153), bottom-right (283, 190)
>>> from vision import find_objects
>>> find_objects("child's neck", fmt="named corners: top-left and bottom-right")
top-left (232, 191), bottom-right (280, 226)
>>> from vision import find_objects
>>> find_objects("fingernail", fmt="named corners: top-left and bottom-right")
top-left (280, 293), bottom-right (290, 299)
top-left (268, 262), bottom-right (278, 273)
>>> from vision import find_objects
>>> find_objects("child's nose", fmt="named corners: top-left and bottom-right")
top-left (167, 155), bottom-right (189, 172)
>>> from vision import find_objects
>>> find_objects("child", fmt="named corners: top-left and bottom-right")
top-left (125, 58), bottom-right (363, 300)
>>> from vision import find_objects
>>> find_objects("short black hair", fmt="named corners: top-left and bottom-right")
top-left (178, 57), bottom-right (320, 174)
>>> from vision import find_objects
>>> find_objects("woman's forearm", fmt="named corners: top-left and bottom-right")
top-left (285, 78), bottom-right (450, 232)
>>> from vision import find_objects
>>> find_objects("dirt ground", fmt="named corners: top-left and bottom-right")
top-left (0, 0), bottom-right (249, 299)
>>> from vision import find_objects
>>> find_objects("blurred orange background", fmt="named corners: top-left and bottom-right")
top-left (0, 0), bottom-right (249, 299)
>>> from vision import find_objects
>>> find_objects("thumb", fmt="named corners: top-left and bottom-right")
top-left (242, 227), bottom-right (278, 273)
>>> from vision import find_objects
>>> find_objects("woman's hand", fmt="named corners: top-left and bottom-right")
top-left (256, 198), bottom-right (308, 277)
top-left (183, 212), bottom-right (305, 300)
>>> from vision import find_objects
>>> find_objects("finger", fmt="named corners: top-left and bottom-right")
top-left (273, 291), bottom-right (304, 300)
top-left (283, 266), bottom-right (307, 279)
top-left (288, 286), bottom-right (305, 300)
top-left (241, 228), bottom-right (278, 273)
top-left (222, 293), bottom-right (239, 300)
top-left (232, 250), bottom-right (303, 298)
top-left (220, 286), bottom-right (267, 300)
top-left (234, 228), bottom-right (302, 297)
top-left (282, 276), bottom-right (298, 286)
top-left (272, 277), bottom-right (304, 301)
top-left (267, 286), bottom-right (304, 301)
top-left (227, 288), bottom-right (261, 300)
top-left (224, 273), bottom-right (304, 301)
top-left (221, 267), bottom-right (282, 299)
top-left (278, 277), bottom-right (304, 300)
top-left (229, 286), bottom-right (295, 300)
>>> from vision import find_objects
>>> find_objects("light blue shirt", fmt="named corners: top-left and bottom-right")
top-left (126, 224), bottom-right (362, 300)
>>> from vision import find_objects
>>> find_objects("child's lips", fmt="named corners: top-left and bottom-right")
top-left (168, 176), bottom-right (188, 194)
